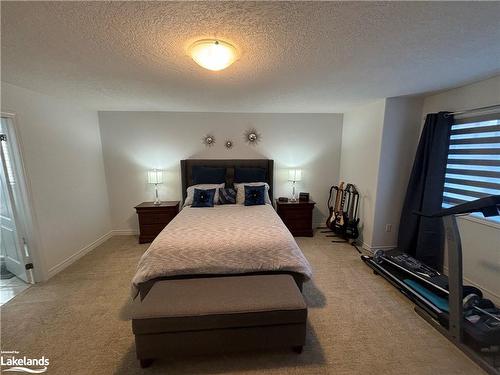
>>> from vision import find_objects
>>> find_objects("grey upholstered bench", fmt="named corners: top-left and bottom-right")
top-left (131, 274), bottom-right (307, 368)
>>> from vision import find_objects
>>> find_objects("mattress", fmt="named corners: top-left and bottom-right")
top-left (131, 204), bottom-right (313, 297)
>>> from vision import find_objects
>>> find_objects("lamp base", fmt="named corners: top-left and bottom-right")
top-left (290, 183), bottom-right (297, 202)
top-left (153, 184), bottom-right (161, 205)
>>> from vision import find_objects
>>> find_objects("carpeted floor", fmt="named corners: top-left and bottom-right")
top-left (0, 233), bottom-right (485, 375)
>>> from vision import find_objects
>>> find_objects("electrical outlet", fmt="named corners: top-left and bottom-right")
top-left (385, 224), bottom-right (392, 232)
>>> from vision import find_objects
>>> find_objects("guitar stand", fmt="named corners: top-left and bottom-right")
top-left (324, 231), bottom-right (343, 239)
top-left (331, 238), bottom-right (363, 255)
top-left (317, 226), bottom-right (336, 233)
top-left (317, 227), bottom-right (346, 241)
top-left (321, 183), bottom-right (360, 247)
top-left (331, 238), bottom-right (347, 243)
top-left (351, 241), bottom-right (362, 254)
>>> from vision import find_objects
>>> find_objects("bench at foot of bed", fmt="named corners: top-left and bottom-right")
top-left (131, 274), bottom-right (308, 368)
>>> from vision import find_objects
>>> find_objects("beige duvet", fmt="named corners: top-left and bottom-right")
top-left (131, 204), bottom-right (313, 297)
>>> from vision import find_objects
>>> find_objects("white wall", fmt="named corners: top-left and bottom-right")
top-left (340, 97), bottom-right (424, 249)
top-left (1, 82), bottom-right (111, 280)
top-left (372, 96), bottom-right (424, 247)
top-left (422, 75), bottom-right (500, 303)
top-left (99, 111), bottom-right (343, 232)
top-left (423, 76), bottom-right (500, 114)
top-left (339, 100), bottom-right (386, 247)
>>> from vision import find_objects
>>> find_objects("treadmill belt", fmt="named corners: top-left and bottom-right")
top-left (404, 279), bottom-right (449, 312)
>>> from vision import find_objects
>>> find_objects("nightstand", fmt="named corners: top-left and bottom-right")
top-left (275, 199), bottom-right (315, 237)
top-left (135, 201), bottom-right (180, 243)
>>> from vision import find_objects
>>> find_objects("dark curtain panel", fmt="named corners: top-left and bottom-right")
top-left (397, 112), bottom-right (453, 271)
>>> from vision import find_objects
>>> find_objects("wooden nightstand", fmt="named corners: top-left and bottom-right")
top-left (275, 199), bottom-right (315, 237)
top-left (135, 201), bottom-right (180, 243)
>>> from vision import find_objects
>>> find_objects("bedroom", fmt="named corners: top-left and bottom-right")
top-left (1, 1), bottom-right (499, 374)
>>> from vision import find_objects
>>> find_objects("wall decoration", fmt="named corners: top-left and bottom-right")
top-left (244, 128), bottom-right (261, 145)
top-left (202, 134), bottom-right (216, 147)
top-left (224, 140), bottom-right (233, 149)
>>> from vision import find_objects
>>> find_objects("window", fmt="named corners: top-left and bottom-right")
top-left (443, 113), bottom-right (500, 224)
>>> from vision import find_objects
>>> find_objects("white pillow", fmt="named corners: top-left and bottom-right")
top-left (234, 182), bottom-right (272, 205)
top-left (183, 183), bottom-right (225, 207)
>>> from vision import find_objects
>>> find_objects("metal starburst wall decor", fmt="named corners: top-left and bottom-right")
top-left (203, 134), bottom-right (216, 147)
top-left (244, 128), bottom-right (261, 145)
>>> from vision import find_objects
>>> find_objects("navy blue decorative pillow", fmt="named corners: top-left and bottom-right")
top-left (192, 166), bottom-right (226, 185)
top-left (219, 188), bottom-right (237, 204)
top-left (244, 185), bottom-right (266, 206)
top-left (192, 188), bottom-right (216, 208)
top-left (234, 167), bottom-right (266, 183)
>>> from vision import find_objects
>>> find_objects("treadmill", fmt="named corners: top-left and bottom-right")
top-left (362, 195), bottom-right (500, 375)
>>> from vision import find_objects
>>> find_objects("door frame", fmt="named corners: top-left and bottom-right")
top-left (1, 112), bottom-right (47, 282)
top-left (0, 142), bottom-right (30, 282)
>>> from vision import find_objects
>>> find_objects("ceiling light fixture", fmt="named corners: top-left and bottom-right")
top-left (189, 39), bottom-right (237, 71)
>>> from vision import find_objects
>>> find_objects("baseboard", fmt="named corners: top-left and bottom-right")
top-left (110, 229), bottom-right (138, 236)
top-left (363, 243), bottom-right (372, 253)
top-left (47, 231), bottom-right (113, 279)
top-left (361, 243), bottom-right (397, 253)
top-left (443, 266), bottom-right (500, 306)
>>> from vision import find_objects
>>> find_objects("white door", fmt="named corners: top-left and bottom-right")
top-left (0, 130), bottom-right (29, 283)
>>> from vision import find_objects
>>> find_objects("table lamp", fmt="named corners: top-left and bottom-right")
top-left (147, 169), bottom-right (164, 205)
top-left (288, 169), bottom-right (302, 202)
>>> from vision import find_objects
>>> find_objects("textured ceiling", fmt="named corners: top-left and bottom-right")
top-left (2, 1), bottom-right (500, 112)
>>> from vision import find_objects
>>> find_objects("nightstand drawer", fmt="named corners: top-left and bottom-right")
top-left (280, 218), bottom-right (303, 229)
top-left (138, 212), bottom-right (176, 225)
top-left (277, 209), bottom-right (312, 220)
top-left (275, 199), bottom-right (315, 237)
top-left (278, 204), bottom-right (314, 211)
top-left (280, 216), bottom-right (309, 229)
top-left (140, 223), bottom-right (168, 236)
top-left (135, 201), bottom-right (180, 244)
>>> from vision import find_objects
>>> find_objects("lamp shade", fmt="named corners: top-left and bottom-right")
top-left (288, 169), bottom-right (302, 182)
top-left (147, 169), bottom-right (163, 184)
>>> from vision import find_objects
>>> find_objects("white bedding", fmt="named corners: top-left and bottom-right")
top-left (131, 204), bottom-right (313, 296)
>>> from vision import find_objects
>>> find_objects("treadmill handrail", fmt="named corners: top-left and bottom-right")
top-left (414, 195), bottom-right (500, 218)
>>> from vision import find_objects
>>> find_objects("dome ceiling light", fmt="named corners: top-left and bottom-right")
top-left (189, 39), bottom-right (238, 71)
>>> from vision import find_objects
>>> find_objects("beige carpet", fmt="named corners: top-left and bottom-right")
top-left (0, 233), bottom-right (485, 375)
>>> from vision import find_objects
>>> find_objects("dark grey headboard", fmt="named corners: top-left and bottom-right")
top-left (180, 159), bottom-right (274, 202)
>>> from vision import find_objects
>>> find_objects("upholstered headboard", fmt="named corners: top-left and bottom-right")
top-left (180, 159), bottom-right (274, 202)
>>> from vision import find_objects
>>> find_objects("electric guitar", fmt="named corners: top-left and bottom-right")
top-left (325, 185), bottom-right (338, 228)
top-left (344, 184), bottom-right (360, 239)
top-left (328, 182), bottom-right (344, 230)
top-left (333, 184), bottom-right (347, 234)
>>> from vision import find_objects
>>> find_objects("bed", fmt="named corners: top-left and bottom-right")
top-left (131, 159), bottom-right (312, 299)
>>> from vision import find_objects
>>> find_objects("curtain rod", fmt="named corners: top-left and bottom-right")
top-left (444, 103), bottom-right (500, 117)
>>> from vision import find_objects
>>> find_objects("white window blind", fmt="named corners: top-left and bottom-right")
top-left (443, 113), bottom-right (500, 223)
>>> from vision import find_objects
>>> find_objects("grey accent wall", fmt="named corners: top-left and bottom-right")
top-left (98, 111), bottom-right (343, 232)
